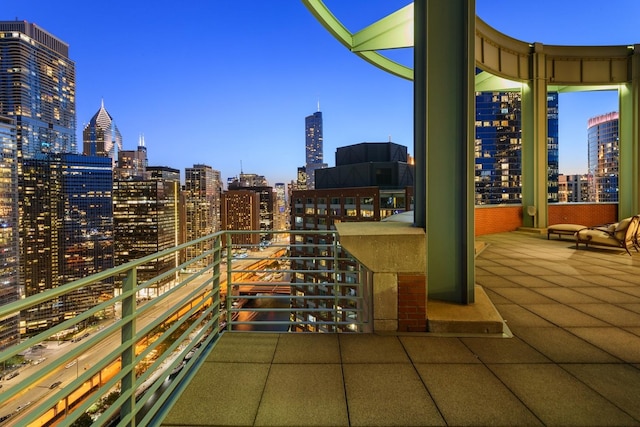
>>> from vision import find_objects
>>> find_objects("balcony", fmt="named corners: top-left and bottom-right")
top-left (2, 217), bottom-right (640, 426)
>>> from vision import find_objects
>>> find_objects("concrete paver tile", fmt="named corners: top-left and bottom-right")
top-left (572, 303), bottom-right (640, 327)
top-left (339, 334), bottom-right (410, 364)
top-left (162, 362), bottom-right (270, 426)
top-left (567, 327), bottom-right (640, 363)
top-left (461, 336), bottom-right (549, 364)
top-left (533, 287), bottom-right (601, 304)
top-left (488, 364), bottom-right (638, 426)
top-left (493, 303), bottom-right (554, 328)
top-left (561, 363), bottom-right (640, 422)
top-left (399, 336), bottom-right (481, 364)
top-left (343, 363), bottom-right (445, 426)
top-left (490, 288), bottom-right (557, 304)
top-left (524, 304), bottom-right (609, 327)
top-left (272, 333), bottom-right (340, 363)
top-left (416, 363), bottom-right (542, 426)
top-left (514, 326), bottom-right (620, 363)
top-left (255, 364), bottom-right (348, 426)
top-left (206, 332), bottom-right (278, 363)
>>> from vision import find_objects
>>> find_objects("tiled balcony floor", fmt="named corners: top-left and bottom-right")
top-left (161, 231), bottom-right (640, 426)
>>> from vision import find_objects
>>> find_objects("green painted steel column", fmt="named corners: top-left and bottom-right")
top-left (120, 267), bottom-right (136, 425)
top-left (521, 43), bottom-right (549, 229)
top-left (415, 0), bottom-right (475, 303)
top-left (618, 44), bottom-right (640, 218)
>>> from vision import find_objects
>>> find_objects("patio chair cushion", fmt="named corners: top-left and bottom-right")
top-left (575, 216), bottom-right (639, 255)
top-left (547, 223), bottom-right (586, 239)
top-left (614, 217), bottom-right (633, 241)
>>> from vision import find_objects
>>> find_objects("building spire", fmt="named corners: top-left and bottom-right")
top-left (317, 99), bottom-right (320, 112)
top-left (139, 133), bottom-right (145, 147)
top-left (101, 97), bottom-right (105, 109)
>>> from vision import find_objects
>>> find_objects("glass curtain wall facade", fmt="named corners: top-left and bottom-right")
top-left (475, 91), bottom-right (559, 204)
top-left (183, 164), bottom-right (221, 268)
top-left (82, 101), bottom-right (123, 168)
top-left (113, 175), bottom-right (179, 297)
top-left (0, 116), bottom-right (19, 349)
top-left (0, 21), bottom-right (76, 158)
top-left (588, 112), bottom-right (619, 202)
top-left (305, 111), bottom-right (326, 189)
top-left (20, 154), bottom-right (113, 334)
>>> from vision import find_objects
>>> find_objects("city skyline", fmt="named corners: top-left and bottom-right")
top-left (2, 1), bottom-right (638, 184)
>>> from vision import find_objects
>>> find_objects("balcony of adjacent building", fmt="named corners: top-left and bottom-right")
top-left (1, 200), bottom-right (640, 426)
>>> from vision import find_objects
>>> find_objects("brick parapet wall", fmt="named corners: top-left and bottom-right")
top-left (474, 203), bottom-right (619, 235)
top-left (548, 203), bottom-right (618, 226)
top-left (397, 274), bottom-right (426, 332)
top-left (475, 206), bottom-right (522, 236)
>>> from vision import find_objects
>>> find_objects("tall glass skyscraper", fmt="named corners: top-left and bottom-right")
top-left (21, 154), bottom-right (113, 334)
top-left (0, 21), bottom-right (76, 158)
top-left (183, 164), bottom-right (221, 268)
top-left (113, 167), bottom-right (180, 297)
top-left (0, 116), bottom-right (19, 349)
top-left (83, 100), bottom-right (123, 168)
top-left (588, 112), bottom-right (619, 202)
top-left (475, 91), bottom-right (559, 204)
top-left (305, 110), bottom-right (327, 189)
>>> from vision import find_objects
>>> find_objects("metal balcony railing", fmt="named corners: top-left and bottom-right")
top-left (0, 230), bottom-right (371, 427)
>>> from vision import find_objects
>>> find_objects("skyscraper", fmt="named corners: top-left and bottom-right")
top-left (113, 167), bottom-right (180, 296)
top-left (305, 109), bottom-right (327, 189)
top-left (227, 173), bottom-right (275, 242)
top-left (290, 141), bottom-right (414, 332)
top-left (116, 135), bottom-right (148, 180)
top-left (474, 91), bottom-right (559, 204)
top-left (183, 164), bottom-right (221, 268)
top-left (588, 112), bottom-right (619, 202)
top-left (0, 21), bottom-right (76, 158)
top-left (0, 116), bottom-right (19, 349)
top-left (21, 154), bottom-right (113, 333)
top-left (83, 100), bottom-right (123, 168)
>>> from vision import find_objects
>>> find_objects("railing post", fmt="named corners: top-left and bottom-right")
top-left (226, 232), bottom-right (233, 330)
top-left (332, 233), bottom-right (340, 332)
top-left (121, 266), bottom-right (137, 425)
top-left (212, 235), bottom-right (221, 331)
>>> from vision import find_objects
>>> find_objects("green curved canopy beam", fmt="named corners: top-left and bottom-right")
top-left (302, 0), bottom-right (413, 81)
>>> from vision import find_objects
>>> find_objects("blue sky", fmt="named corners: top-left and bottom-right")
top-left (4, 1), bottom-right (638, 185)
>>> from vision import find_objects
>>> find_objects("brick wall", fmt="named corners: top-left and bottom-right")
top-left (548, 203), bottom-right (618, 226)
top-left (397, 274), bottom-right (426, 332)
top-left (474, 203), bottom-right (620, 235)
top-left (474, 206), bottom-right (522, 236)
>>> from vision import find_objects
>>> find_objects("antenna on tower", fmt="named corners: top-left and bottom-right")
top-left (317, 99), bottom-right (320, 112)
top-left (139, 133), bottom-right (145, 147)
top-left (240, 160), bottom-right (243, 174)
top-left (389, 135), bottom-right (392, 142)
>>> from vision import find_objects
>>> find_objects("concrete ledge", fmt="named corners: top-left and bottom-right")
top-left (426, 285), bottom-right (507, 335)
top-left (335, 222), bottom-right (425, 273)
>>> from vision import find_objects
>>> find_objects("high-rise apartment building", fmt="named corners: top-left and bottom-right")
top-left (475, 91), bottom-right (559, 204)
top-left (0, 21), bottom-right (76, 158)
top-left (305, 110), bottom-right (327, 189)
top-left (0, 116), bottom-right (20, 349)
top-left (558, 174), bottom-right (590, 203)
top-left (274, 183), bottom-right (288, 231)
top-left (290, 141), bottom-right (414, 332)
top-left (588, 112), bottom-right (619, 202)
top-left (221, 190), bottom-right (261, 246)
top-left (20, 154), bottom-right (113, 333)
top-left (83, 100), bottom-right (123, 167)
top-left (227, 174), bottom-right (275, 242)
top-left (116, 135), bottom-right (148, 180)
top-left (183, 164), bottom-right (221, 267)
top-left (113, 167), bottom-right (180, 296)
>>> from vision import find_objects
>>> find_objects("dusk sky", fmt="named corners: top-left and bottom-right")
top-left (4, 1), bottom-right (638, 186)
